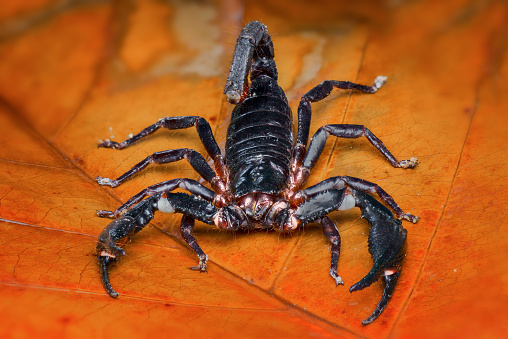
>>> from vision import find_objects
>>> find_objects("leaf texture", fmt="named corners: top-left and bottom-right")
top-left (0, 0), bottom-right (506, 338)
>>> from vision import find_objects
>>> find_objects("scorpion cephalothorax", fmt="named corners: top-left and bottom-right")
top-left (95, 21), bottom-right (419, 325)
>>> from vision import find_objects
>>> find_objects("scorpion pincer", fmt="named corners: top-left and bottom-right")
top-left (95, 21), bottom-right (419, 325)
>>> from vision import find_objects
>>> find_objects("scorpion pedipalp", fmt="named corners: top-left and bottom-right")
top-left (349, 190), bottom-right (408, 325)
top-left (96, 196), bottom-right (159, 297)
top-left (96, 193), bottom-right (219, 296)
top-left (360, 271), bottom-right (402, 325)
top-left (98, 255), bottom-right (119, 298)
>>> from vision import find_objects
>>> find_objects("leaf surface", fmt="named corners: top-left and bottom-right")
top-left (0, 1), bottom-right (506, 337)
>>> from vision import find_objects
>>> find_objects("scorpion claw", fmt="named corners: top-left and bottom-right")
top-left (349, 266), bottom-right (380, 293)
top-left (351, 190), bottom-right (407, 325)
top-left (361, 270), bottom-right (401, 325)
top-left (349, 248), bottom-right (400, 293)
top-left (96, 196), bottom-right (158, 297)
top-left (98, 255), bottom-right (119, 298)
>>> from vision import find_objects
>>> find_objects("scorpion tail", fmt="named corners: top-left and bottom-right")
top-left (98, 255), bottom-right (119, 298)
top-left (351, 190), bottom-right (408, 325)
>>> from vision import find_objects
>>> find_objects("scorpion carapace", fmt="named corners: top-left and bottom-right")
top-left (95, 21), bottom-right (419, 325)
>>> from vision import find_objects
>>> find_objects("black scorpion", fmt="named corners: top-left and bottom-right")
top-left (95, 21), bottom-right (419, 325)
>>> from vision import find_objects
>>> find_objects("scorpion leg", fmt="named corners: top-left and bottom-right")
top-left (97, 192), bottom-right (218, 297)
top-left (302, 124), bottom-right (418, 171)
top-left (224, 21), bottom-right (275, 104)
top-left (97, 115), bottom-right (230, 188)
top-left (321, 216), bottom-right (343, 286)
top-left (96, 148), bottom-right (216, 188)
top-left (295, 77), bottom-right (387, 153)
top-left (349, 190), bottom-right (408, 325)
top-left (304, 176), bottom-right (419, 223)
top-left (97, 178), bottom-right (216, 218)
top-left (98, 116), bottom-right (221, 160)
top-left (180, 215), bottom-right (208, 272)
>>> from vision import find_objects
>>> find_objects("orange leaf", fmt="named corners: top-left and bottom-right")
top-left (1, 1), bottom-right (506, 337)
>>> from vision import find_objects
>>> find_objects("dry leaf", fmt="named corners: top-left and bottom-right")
top-left (0, 1), bottom-right (506, 337)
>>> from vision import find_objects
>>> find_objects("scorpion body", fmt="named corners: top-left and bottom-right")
top-left (226, 75), bottom-right (292, 199)
top-left (95, 21), bottom-right (419, 325)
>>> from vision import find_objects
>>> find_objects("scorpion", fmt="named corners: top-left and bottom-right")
top-left (95, 21), bottom-right (419, 325)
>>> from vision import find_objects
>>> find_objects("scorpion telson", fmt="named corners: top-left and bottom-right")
top-left (95, 21), bottom-right (419, 325)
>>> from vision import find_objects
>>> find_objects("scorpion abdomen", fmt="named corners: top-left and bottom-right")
top-left (226, 76), bottom-right (293, 197)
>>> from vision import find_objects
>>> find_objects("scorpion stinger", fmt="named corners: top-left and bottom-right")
top-left (94, 20), bottom-right (419, 325)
